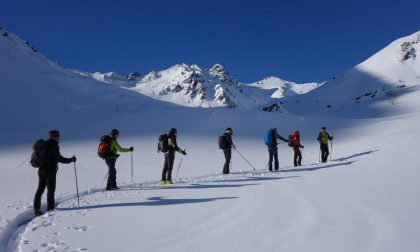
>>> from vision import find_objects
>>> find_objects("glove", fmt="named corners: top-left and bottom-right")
top-left (116, 154), bottom-right (120, 158)
top-left (182, 150), bottom-right (187, 155)
top-left (71, 156), bottom-right (77, 162)
top-left (331, 136), bottom-right (334, 140)
top-left (129, 147), bottom-right (134, 152)
top-left (301, 145), bottom-right (305, 149)
top-left (232, 144), bottom-right (236, 149)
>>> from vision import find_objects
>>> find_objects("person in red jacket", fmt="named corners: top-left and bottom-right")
top-left (291, 130), bottom-right (304, 167)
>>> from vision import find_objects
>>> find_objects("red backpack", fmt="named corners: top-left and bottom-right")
top-left (98, 135), bottom-right (113, 159)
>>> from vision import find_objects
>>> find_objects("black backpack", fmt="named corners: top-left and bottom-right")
top-left (30, 139), bottom-right (48, 168)
top-left (218, 135), bottom-right (229, 149)
top-left (288, 135), bottom-right (294, 147)
top-left (158, 134), bottom-right (169, 153)
top-left (98, 135), bottom-right (113, 159)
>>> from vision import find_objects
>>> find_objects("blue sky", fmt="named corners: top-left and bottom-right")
top-left (2, 0), bottom-right (420, 83)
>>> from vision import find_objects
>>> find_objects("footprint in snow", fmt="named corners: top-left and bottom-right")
top-left (65, 225), bottom-right (91, 232)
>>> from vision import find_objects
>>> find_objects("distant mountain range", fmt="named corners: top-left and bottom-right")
top-left (74, 64), bottom-right (320, 109)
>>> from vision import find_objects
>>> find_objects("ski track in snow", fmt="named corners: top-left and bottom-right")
top-left (2, 149), bottom-right (375, 252)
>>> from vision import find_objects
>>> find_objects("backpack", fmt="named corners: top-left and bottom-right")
top-left (264, 130), bottom-right (273, 145)
top-left (98, 135), bottom-right (113, 159)
top-left (30, 139), bottom-right (48, 168)
top-left (288, 135), bottom-right (294, 147)
top-left (158, 134), bottom-right (169, 153)
top-left (218, 135), bottom-right (229, 149)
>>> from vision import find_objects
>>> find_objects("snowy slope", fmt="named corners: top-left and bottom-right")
top-left (248, 76), bottom-right (321, 98)
top-left (3, 104), bottom-right (420, 252)
top-left (0, 28), bottom-right (174, 145)
top-left (79, 64), bottom-right (320, 109)
top-left (282, 31), bottom-right (420, 116)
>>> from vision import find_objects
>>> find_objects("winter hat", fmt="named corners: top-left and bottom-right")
top-left (321, 127), bottom-right (326, 130)
top-left (49, 130), bottom-right (60, 138)
top-left (111, 129), bottom-right (120, 137)
top-left (169, 128), bottom-right (177, 135)
top-left (272, 128), bottom-right (277, 132)
top-left (295, 130), bottom-right (300, 135)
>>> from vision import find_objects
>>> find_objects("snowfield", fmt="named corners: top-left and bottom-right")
top-left (1, 28), bottom-right (420, 251)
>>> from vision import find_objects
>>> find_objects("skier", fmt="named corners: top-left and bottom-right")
top-left (291, 130), bottom-right (304, 167)
top-left (317, 127), bottom-right (333, 163)
top-left (161, 128), bottom-right (186, 184)
top-left (220, 128), bottom-right (235, 174)
top-left (33, 130), bottom-right (76, 216)
top-left (265, 128), bottom-right (288, 171)
top-left (105, 129), bottom-right (133, 190)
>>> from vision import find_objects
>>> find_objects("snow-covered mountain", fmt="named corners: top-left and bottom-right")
top-left (73, 70), bottom-right (142, 88)
top-left (281, 31), bottom-right (420, 116)
top-left (0, 28), bottom-right (173, 143)
top-left (77, 64), bottom-right (320, 109)
top-left (248, 76), bottom-right (321, 98)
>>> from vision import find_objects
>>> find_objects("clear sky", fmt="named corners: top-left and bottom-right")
top-left (2, 0), bottom-right (420, 83)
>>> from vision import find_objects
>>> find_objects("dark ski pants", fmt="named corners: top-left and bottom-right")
top-left (320, 143), bottom-right (329, 163)
top-left (223, 149), bottom-right (232, 174)
top-left (34, 169), bottom-right (57, 211)
top-left (268, 146), bottom-right (279, 171)
top-left (162, 152), bottom-right (175, 182)
top-left (105, 158), bottom-right (117, 189)
top-left (293, 147), bottom-right (302, 167)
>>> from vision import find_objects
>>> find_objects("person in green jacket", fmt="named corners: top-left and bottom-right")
top-left (105, 129), bottom-right (133, 190)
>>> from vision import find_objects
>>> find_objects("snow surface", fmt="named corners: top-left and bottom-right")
top-left (1, 28), bottom-right (420, 252)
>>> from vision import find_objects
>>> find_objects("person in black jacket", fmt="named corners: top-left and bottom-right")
top-left (221, 128), bottom-right (235, 174)
top-left (266, 128), bottom-right (288, 171)
top-left (33, 130), bottom-right (76, 216)
top-left (161, 128), bottom-right (186, 184)
top-left (317, 127), bottom-right (333, 163)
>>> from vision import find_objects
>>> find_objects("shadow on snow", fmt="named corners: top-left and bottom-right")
top-left (56, 196), bottom-right (238, 211)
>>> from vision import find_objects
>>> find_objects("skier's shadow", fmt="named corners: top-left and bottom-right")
top-left (282, 161), bottom-right (355, 173)
top-left (281, 149), bottom-right (377, 172)
top-left (57, 196), bottom-right (238, 211)
top-left (123, 176), bottom-right (298, 191)
top-left (332, 150), bottom-right (379, 162)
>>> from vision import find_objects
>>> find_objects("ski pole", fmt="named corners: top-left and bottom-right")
top-left (231, 151), bottom-right (233, 172)
top-left (233, 148), bottom-right (256, 171)
top-left (73, 162), bottom-right (80, 208)
top-left (300, 147), bottom-right (304, 166)
top-left (330, 139), bottom-right (333, 161)
top-left (175, 156), bottom-right (184, 180)
top-left (18, 158), bottom-right (30, 168)
top-left (131, 151), bottom-right (134, 184)
top-left (101, 171), bottom-right (109, 188)
top-left (318, 148), bottom-right (321, 163)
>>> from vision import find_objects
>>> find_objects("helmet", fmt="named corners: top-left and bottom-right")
top-left (169, 128), bottom-right (177, 135)
top-left (226, 127), bottom-right (233, 135)
top-left (49, 130), bottom-right (60, 138)
top-left (111, 129), bottom-right (119, 137)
